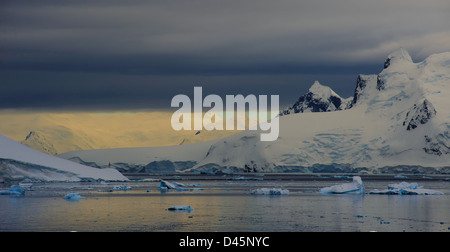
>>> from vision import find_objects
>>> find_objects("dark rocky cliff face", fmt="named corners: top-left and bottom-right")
top-left (280, 81), bottom-right (350, 116)
top-left (403, 99), bottom-right (437, 131)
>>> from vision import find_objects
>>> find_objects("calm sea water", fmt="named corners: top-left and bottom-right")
top-left (1, 174), bottom-right (449, 232)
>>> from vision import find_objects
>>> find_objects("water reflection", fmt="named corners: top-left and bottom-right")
top-left (0, 180), bottom-right (449, 232)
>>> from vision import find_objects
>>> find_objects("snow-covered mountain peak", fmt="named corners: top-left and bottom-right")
top-left (384, 48), bottom-right (413, 69)
top-left (198, 49), bottom-right (450, 171)
top-left (375, 49), bottom-right (450, 108)
top-left (280, 81), bottom-right (351, 115)
top-left (308, 81), bottom-right (340, 100)
top-left (58, 50), bottom-right (450, 175)
top-left (348, 74), bottom-right (378, 108)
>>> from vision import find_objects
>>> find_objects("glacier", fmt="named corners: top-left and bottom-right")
top-left (58, 49), bottom-right (450, 174)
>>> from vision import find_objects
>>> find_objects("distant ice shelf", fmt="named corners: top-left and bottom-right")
top-left (0, 134), bottom-right (128, 182)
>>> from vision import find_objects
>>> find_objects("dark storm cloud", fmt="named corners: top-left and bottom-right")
top-left (1, 0), bottom-right (450, 110)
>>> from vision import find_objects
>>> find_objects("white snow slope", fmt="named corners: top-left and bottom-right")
top-left (0, 134), bottom-right (128, 181)
top-left (59, 49), bottom-right (450, 174)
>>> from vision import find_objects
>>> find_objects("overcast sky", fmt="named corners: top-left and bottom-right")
top-left (1, 0), bottom-right (450, 111)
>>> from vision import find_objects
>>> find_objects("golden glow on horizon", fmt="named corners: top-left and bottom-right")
top-left (0, 109), bottom-right (239, 154)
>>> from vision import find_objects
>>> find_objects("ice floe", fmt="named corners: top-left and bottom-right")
top-left (63, 192), bottom-right (86, 201)
top-left (113, 185), bottom-right (132, 191)
top-left (251, 188), bottom-right (290, 195)
top-left (369, 182), bottom-right (444, 195)
top-left (168, 205), bottom-right (194, 212)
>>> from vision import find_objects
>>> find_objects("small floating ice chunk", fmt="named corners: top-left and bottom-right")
top-left (172, 182), bottom-right (186, 187)
top-left (251, 188), bottom-right (290, 195)
top-left (319, 176), bottom-right (365, 194)
top-left (113, 185), bottom-right (132, 191)
top-left (64, 192), bottom-right (86, 201)
top-left (0, 185), bottom-right (27, 196)
top-left (168, 205), bottom-right (194, 212)
top-left (369, 182), bottom-right (443, 195)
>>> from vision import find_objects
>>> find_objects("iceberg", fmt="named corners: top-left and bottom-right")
top-left (0, 185), bottom-right (27, 196)
top-left (251, 188), bottom-right (290, 195)
top-left (158, 180), bottom-right (178, 190)
top-left (63, 192), bottom-right (86, 201)
top-left (319, 176), bottom-right (365, 194)
top-left (369, 182), bottom-right (444, 195)
top-left (168, 205), bottom-right (194, 212)
top-left (158, 180), bottom-right (190, 191)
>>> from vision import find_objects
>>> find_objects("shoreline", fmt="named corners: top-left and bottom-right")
top-left (123, 172), bottom-right (450, 182)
